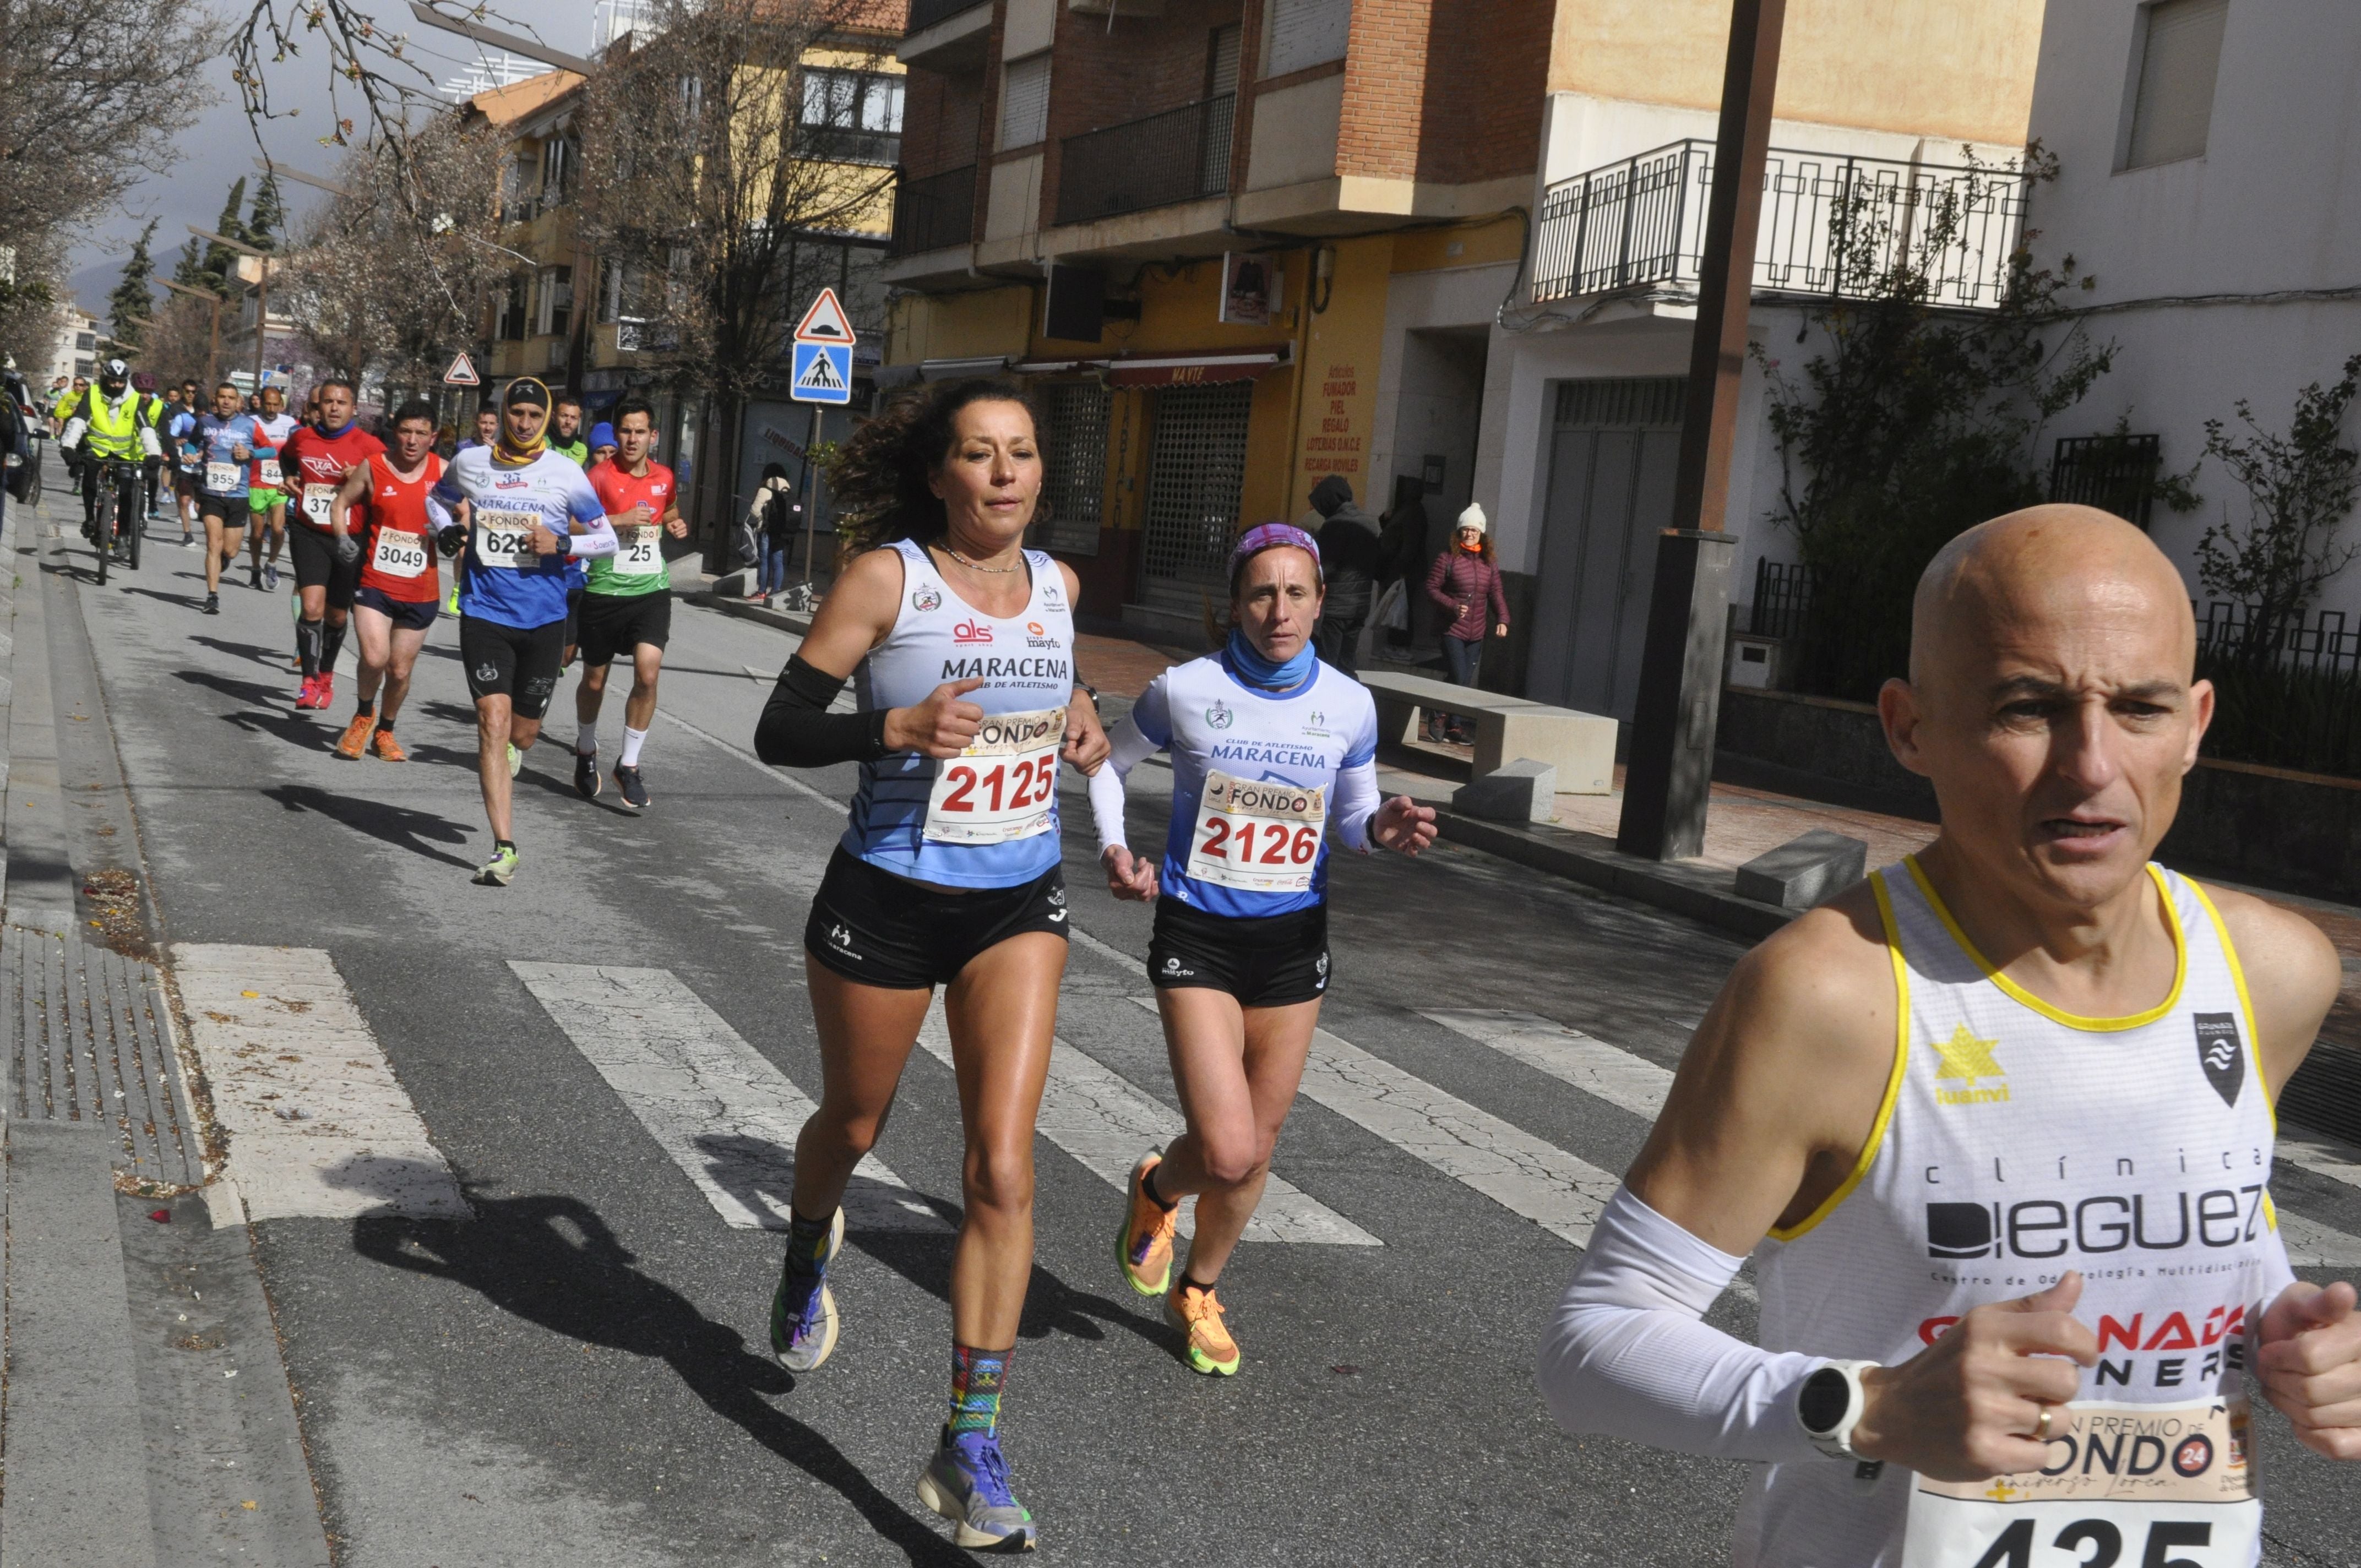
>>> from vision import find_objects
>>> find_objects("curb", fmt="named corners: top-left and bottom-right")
top-left (1419, 804), bottom-right (1799, 943)
top-left (698, 591), bottom-right (812, 636)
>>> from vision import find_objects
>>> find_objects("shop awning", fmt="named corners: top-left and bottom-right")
top-left (918, 355), bottom-right (1012, 380)
top-left (1103, 348), bottom-right (1289, 387)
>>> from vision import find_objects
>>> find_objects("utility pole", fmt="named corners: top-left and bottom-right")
top-left (160, 279), bottom-right (227, 387)
top-left (1614, 0), bottom-right (1788, 862)
top-left (186, 226), bottom-right (275, 396)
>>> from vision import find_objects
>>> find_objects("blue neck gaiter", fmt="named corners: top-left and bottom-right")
top-left (1226, 627), bottom-right (1316, 692)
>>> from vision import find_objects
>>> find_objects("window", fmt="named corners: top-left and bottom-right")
top-left (1263, 0), bottom-right (1350, 79)
top-left (540, 134), bottom-right (574, 205)
top-left (75, 331), bottom-right (96, 352)
top-left (496, 275), bottom-right (529, 341)
top-left (1207, 24), bottom-right (1241, 99)
top-left (534, 265), bottom-right (573, 338)
top-left (2124, 0), bottom-right (2228, 169)
top-left (999, 52), bottom-right (1050, 151)
top-left (598, 258), bottom-right (625, 325)
top-left (801, 68), bottom-right (904, 165)
top-left (678, 74), bottom-right (704, 121)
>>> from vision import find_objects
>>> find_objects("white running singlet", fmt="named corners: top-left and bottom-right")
top-left (1740, 858), bottom-right (2289, 1568)
top-left (841, 540), bottom-right (1075, 889)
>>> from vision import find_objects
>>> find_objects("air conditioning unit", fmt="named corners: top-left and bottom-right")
top-left (546, 340), bottom-right (570, 371)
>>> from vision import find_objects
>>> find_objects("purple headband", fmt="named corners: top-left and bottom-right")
top-left (1230, 522), bottom-right (1321, 580)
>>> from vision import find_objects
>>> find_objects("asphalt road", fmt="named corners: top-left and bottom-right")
top-left (49, 509), bottom-right (2361, 1568)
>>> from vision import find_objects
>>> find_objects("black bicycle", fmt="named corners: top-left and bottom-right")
top-left (87, 453), bottom-right (143, 584)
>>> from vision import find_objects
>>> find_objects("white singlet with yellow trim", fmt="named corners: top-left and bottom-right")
top-left (1738, 857), bottom-right (2287, 1568)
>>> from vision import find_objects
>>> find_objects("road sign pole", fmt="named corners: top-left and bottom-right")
top-left (800, 404), bottom-right (823, 589)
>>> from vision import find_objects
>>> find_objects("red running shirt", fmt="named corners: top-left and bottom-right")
top-left (588, 460), bottom-right (676, 526)
top-left (280, 423), bottom-right (386, 532)
top-left (357, 451), bottom-right (445, 602)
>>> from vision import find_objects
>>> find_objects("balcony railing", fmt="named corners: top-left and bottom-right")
top-left (1529, 140), bottom-right (2030, 312)
top-left (1054, 94), bottom-right (1234, 228)
top-left (890, 164), bottom-right (977, 257)
top-left (906, 0), bottom-right (988, 34)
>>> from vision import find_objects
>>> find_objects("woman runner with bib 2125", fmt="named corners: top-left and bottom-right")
top-left (750, 379), bottom-right (1107, 1553)
top-left (1092, 524), bottom-right (1437, 1375)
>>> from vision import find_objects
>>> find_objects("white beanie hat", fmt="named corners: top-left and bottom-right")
top-left (1457, 502), bottom-right (1488, 535)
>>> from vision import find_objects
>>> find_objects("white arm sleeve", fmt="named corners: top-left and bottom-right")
top-left (1536, 1186), bottom-right (1829, 1463)
top-left (425, 490), bottom-right (456, 530)
top-left (1089, 718), bottom-right (1163, 853)
top-left (1332, 757), bottom-right (1381, 852)
top-left (565, 515), bottom-right (619, 559)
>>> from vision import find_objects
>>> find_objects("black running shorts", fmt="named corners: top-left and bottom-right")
top-left (288, 524), bottom-right (361, 609)
top-left (199, 494), bottom-right (249, 529)
top-left (804, 847), bottom-right (1069, 990)
top-left (575, 590), bottom-right (672, 666)
top-left (1148, 896), bottom-right (1330, 1008)
top-left (459, 614), bottom-right (566, 720)
top-left (353, 584), bottom-right (439, 633)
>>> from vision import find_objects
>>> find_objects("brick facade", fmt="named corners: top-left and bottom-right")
top-left (1336, 0), bottom-right (1548, 185)
top-left (1037, 0), bottom-right (1247, 227)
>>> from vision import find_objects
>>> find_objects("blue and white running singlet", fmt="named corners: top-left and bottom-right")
top-left (1098, 653), bottom-right (1379, 918)
top-left (841, 540), bottom-right (1076, 889)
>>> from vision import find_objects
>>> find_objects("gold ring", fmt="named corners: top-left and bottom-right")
top-left (2032, 1405), bottom-right (2054, 1441)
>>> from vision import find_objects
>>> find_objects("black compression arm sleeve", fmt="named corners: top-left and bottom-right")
top-left (754, 654), bottom-right (893, 767)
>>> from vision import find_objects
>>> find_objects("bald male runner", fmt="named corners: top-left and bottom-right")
top-left (1538, 505), bottom-right (2360, 1566)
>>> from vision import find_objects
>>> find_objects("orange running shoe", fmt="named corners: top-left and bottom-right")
top-left (1166, 1280), bottom-right (1241, 1376)
top-left (1115, 1151), bottom-right (1177, 1297)
top-left (332, 712), bottom-right (374, 760)
top-left (370, 727), bottom-right (408, 762)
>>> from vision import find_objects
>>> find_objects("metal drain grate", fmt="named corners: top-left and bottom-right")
top-left (5, 926), bottom-right (206, 1188)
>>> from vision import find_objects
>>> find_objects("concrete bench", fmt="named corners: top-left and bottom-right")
top-left (1358, 669), bottom-right (1617, 794)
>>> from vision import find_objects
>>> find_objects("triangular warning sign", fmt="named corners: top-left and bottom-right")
top-left (796, 349), bottom-right (847, 391)
top-left (442, 351), bottom-right (480, 387)
top-left (792, 288), bottom-right (856, 345)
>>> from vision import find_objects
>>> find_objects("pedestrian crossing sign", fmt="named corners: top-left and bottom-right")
top-left (791, 341), bottom-right (853, 405)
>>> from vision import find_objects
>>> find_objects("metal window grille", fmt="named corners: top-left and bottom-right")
top-left (2048, 432), bottom-right (2165, 529)
top-left (1553, 377), bottom-right (1685, 429)
top-left (1035, 382), bottom-right (1108, 556)
top-left (1748, 558), bottom-right (1813, 639)
top-left (1141, 382), bottom-right (1253, 589)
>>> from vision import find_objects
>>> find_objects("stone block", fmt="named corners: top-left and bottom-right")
top-left (1454, 759), bottom-right (1557, 824)
top-left (1734, 829), bottom-right (1869, 910)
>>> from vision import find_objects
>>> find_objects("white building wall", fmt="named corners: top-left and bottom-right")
top-left (2027, 0), bottom-right (2361, 618)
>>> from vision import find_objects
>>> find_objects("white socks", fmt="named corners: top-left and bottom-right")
top-left (621, 725), bottom-right (649, 767)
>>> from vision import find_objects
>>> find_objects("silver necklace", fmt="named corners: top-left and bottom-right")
top-left (941, 546), bottom-right (1023, 575)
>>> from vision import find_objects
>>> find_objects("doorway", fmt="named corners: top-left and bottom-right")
top-left (1138, 380), bottom-right (1253, 619)
top-left (1527, 377), bottom-right (1684, 719)
top-left (1385, 328), bottom-right (1489, 646)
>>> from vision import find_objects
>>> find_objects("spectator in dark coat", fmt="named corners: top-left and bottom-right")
top-left (1308, 473), bottom-right (1384, 675)
top-left (1377, 475), bottom-right (1428, 651)
top-left (1422, 503), bottom-right (1510, 743)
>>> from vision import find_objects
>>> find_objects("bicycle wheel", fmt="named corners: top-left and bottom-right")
top-left (126, 489), bottom-right (141, 571)
top-left (94, 482), bottom-right (111, 585)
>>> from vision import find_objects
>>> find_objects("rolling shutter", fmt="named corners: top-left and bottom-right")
top-left (999, 53), bottom-right (1051, 151)
top-left (1263, 0), bottom-right (1350, 79)
top-left (2126, 0), bottom-right (2228, 169)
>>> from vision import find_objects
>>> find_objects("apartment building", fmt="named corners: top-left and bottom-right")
top-left (463, 14), bottom-right (904, 531)
top-left (2022, 1), bottom-right (2361, 619)
top-left (882, 0), bottom-right (1548, 631)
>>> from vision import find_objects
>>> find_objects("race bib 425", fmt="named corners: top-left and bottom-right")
top-left (922, 707), bottom-right (1065, 845)
top-left (1903, 1398), bottom-right (2259, 1568)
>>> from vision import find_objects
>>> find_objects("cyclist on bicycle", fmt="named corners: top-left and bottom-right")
top-left (58, 359), bottom-right (161, 547)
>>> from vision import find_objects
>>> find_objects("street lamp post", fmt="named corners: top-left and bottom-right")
top-left (1613, 0), bottom-right (1789, 862)
top-left (186, 226), bottom-right (275, 396)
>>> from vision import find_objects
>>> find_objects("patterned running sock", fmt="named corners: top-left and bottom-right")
top-left (782, 1208), bottom-right (833, 1277)
top-left (948, 1345), bottom-right (1010, 1440)
top-left (296, 618), bottom-right (323, 680)
top-left (320, 618), bottom-right (347, 673)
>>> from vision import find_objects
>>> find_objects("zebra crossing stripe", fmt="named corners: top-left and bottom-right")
top-left (1071, 928), bottom-right (1628, 1249)
top-left (173, 944), bottom-right (466, 1222)
top-left (510, 962), bottom-right (948, 1233)
top-left (1426, 1008), bottom-right (2361, 1269)
top-left (907, 1001), bottom-right (1378, 1246)
top-left (1421, 1009), bottom-right (1671, 1120)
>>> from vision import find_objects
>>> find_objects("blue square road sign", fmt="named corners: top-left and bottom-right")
top-left (791, 342), bottom-right (853, 405)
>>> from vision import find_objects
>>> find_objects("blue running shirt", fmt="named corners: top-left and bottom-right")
top-left (432, 447), bottom-right (606, 630)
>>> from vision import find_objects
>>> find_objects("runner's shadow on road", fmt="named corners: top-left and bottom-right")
top-left (353, 1190), bottom-right (975, 1567)
top-left (172, 666), bottom-right (290, 709)
top-left (262, 783), bottom-right (476, 869)
top-left (189, 635), bottom-right (295, 668)
top-left (113, 584), bottom-right (209, 611)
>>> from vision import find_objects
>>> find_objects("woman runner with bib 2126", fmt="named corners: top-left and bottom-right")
top-left (1092, 524), bottom-right (1437, 1375)
top-left (750, 379), bottom-right (1107, 1553)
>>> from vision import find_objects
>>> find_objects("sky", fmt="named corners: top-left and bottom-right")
top-left (66, 0), bottom-right (600, 315)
